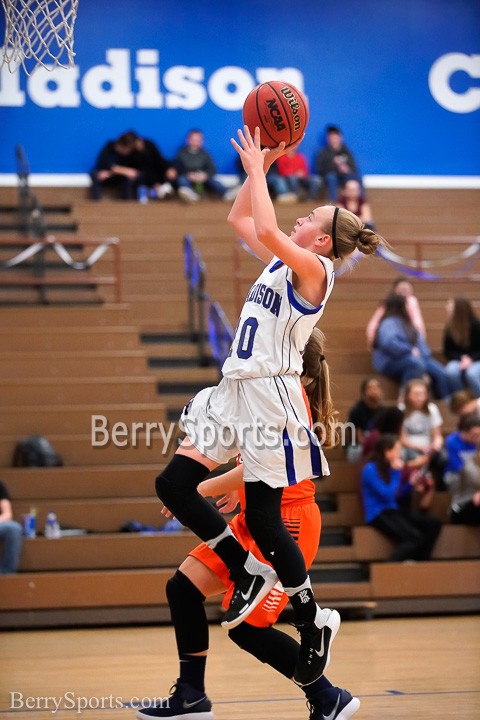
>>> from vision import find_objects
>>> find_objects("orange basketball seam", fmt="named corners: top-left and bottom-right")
top-left (254, 86), bottom-right (280, 147)
top-left (243, 81), bottom-right (308, 149)
top-left (265, 81), bottom-right (294, 146)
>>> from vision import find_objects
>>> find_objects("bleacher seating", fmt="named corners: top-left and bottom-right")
top-left (0, 186), bottom-right (479, 627)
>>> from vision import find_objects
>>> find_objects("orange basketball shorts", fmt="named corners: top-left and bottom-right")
top-left (189, 500), bottom-right (321, 628)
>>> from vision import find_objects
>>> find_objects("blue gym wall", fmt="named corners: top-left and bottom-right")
top-left (0, 0), bottom-right (479, 177)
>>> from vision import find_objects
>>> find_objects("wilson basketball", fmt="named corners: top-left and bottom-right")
top-left (242, 81), bottom-right (309, 148)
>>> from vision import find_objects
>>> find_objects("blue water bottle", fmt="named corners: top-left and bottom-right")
top-left (137, 185), bottom-right (149, 204)
top-left (22, 512), bottom-right (36, 538)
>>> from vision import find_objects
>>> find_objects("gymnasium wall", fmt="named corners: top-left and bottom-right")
top-left (0, 0), bottom-right (479, 182)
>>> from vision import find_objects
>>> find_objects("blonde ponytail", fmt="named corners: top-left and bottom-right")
top-left (301, 328), bottom-right (339, 449)
top-left (324, 205), bottom-right (386, 259)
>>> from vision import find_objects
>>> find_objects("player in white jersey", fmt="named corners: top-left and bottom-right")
top-left (156, 126), bottom-right (386, 687)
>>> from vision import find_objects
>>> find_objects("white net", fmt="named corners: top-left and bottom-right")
top-left (1, 0), bottom-right (79, 75)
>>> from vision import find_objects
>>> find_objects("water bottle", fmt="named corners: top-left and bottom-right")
top-left (137, 185), bottom-right (149, 204)
top-left (44, 511), bottom-right (61, 539)
top-left (22, 512), bottom-right (36, 538)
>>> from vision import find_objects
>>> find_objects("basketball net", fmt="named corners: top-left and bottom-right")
top-left (1, 0), bottom-right (79, 75)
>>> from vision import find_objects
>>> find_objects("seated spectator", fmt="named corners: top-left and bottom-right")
top-left (361, 405), bottom-right (435, 510)
top-left (336, 179), bottom-right (376, 230)
top-left (174, 129), bottom-right (237, 203)
top-left (275, 148), bottom-right (321, 202)
top-left (360, 434), bottom-right (442, 561)
top-left (345, 377), bottom-right (385, 462)
top-left (366, 276), bottom-right (426, 351)
top-left (316, 124), bottom-right (362, 201)
top-left (90, 131), bottom-right (144, 200)
top-left (443, 297), bottom-right (480, 397)
top-left (444, 412), bottom-right (480, 478)
top-left (132, 134), bottom-right (177, 200)
top-left (371, 292), bottom-right (451, 400)
top-left (448, 449), bottom-right (480, 525)
top-left (0, 479), bottom-right (23, 574)
top-left (444, 413), bottom-right (480, 524)
top-left (361, 405), bottom-right (405, 463)
top-left (449, 389), bottom-right (480, 417)
top-left (399, 378), bottom-right (446, 492)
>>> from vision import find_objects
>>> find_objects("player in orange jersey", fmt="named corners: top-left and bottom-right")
top-left (137, 330), bottom-right (359, 720)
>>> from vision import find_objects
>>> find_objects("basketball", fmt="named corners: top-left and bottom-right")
top-left (242, 81), bottom-right (309, 148)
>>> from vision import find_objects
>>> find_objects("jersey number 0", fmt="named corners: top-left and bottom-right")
top-left (236, 317), bottom-right (259, 359)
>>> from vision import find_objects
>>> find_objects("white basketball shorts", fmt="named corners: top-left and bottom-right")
top-left (180, 375), bottom-right (329, 488)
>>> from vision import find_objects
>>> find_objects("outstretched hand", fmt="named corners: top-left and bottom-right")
top-left (231, 125), bottom-right (270, 175)
top-left (230, 126), bottom-right (305, 175)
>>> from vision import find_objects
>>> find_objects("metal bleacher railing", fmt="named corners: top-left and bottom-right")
top-left (0, 145), bottom-right (122, 304)
top-left (183, 233), bottom-right (234, 369)
top-left (208, 300), bottom-right (235, 368)
top-left (183, 233), bottom-right (209, 364)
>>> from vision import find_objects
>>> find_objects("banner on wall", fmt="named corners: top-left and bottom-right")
top-left (0, 0), bottom-right (479, 178)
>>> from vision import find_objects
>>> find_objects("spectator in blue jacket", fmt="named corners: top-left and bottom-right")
top-left (444, 413), bottom-right (480, 477)
top-left (0, 480), bottom-right (23, 574)
top-left (360, 434), bottom-right (442, 561)
top-left (372, 292), bottom-right (451, 399)
top-left (444, 413), bottom-right (480, 524)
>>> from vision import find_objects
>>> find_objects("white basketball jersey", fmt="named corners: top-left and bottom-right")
top-left (222, 255), bottom-right (335, 379)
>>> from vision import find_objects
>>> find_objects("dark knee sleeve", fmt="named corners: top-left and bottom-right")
top-left (228, 624), bottom-right (298, 679)
top-left (166, 570), bottom-right (209, 653)
top-left (155, 454), bottom-right (208, 523)
top-left (155, 454), bottom-right (210, 504)
top-left (156, 455), bottom-right (229, 543)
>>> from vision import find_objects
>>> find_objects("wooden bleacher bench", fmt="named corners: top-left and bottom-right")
top-left (0, 434), bottom-right (174, 467)
top-left (353, 525), bottom-right (480, 561)
top-left (0, 350), bottom-right (150, 378)
top-left (370, 559), bottom-right (480, 612)
top-left (0, 303), bottom-right (131, 326)
top-left (0, 403), bottom-right (167, 437)
top-left (17, 533), bottom-right (199, 572)
top-left (0, 376), bottom-right (159, 406)
top-left (2, 464), bottom-right (161, 499)
top-left (0, 325), bottom-right (142, 352)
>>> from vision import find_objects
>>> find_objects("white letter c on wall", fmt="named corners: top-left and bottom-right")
top-left (429, 52), bottom-right (480, 113)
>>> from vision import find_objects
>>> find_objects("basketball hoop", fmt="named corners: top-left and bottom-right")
top-left (1, 0), bottom-right (79, 75)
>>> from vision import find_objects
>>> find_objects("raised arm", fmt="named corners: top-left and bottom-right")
top-left (227, 175), bottom-right (274, 265)
top-left (231, 128), bottom-right (325, 286)
top-left (227, 131), bottom-right (299, 264)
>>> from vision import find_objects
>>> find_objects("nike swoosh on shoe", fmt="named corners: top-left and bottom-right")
top-left (315, 628), bottom-right (325, 658)
top-left (183, 697), bottom-right (207, 709)
top-left (240, 577), bottom-right (256, 601)
top-left (322, 694), bottom-right (341, 720)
